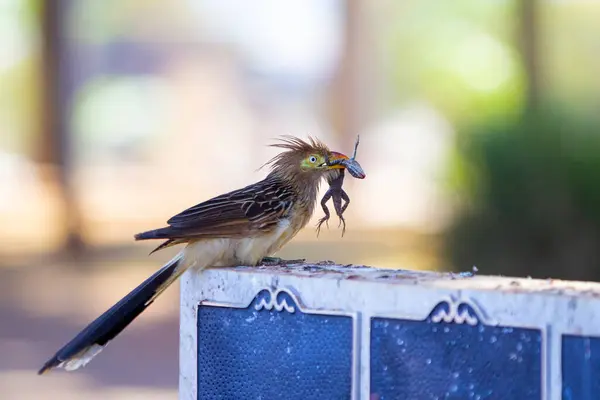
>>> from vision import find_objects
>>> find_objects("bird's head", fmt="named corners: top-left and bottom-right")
top-left (265, 136), bottom-right (351, 183)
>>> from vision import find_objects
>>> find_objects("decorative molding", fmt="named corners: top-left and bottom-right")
top-left (429, 296), bottom-right (497, 326)
top-left (254, 288), bottom-right (297, 313)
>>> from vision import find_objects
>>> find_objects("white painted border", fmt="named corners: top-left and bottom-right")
top-left (180, 266), bottom-right (600, 400)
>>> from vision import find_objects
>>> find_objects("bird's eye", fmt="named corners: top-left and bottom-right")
top-left (309, 155), bottom-right (317, 163)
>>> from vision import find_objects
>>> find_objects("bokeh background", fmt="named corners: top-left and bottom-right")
top-left (1, 0), bottom-right (600, 398)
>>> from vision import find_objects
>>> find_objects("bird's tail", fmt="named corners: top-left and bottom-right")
top-left (38, 252), bottom-right (186, 375)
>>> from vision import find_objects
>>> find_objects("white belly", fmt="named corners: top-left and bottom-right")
top-left (181, 219), bottom-right (292, 270)
top-left (234, 218), bottom-right (291, 265)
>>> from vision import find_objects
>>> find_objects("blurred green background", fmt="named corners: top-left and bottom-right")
top-left (1, 0), bottom-right (599, 398)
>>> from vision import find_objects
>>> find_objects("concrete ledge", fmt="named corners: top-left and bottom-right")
top-left (180, 263), bottom-right (600, 400)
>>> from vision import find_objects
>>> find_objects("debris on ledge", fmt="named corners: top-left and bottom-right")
top-left (212, 261), bottom-right (600, 298)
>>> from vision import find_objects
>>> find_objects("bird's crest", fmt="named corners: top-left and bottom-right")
top-left (261, 136), bottom-right (330, 172)
top-left (269, 135), bottom-right (329, 154)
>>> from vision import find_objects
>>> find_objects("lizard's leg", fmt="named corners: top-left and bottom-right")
top-left (338, 213), bottom-right (346, 236)
top-left (338, 190), bottom-right (350, 236)
top-left (316, 191), bottom-right (333, 237)
top-left (340, 189), bottom-right (350, 214)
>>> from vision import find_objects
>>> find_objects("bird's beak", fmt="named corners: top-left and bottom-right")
top-left (325, 151), bottom-right (366, 179)
top-left (326, 152), bottom-right (349, 169)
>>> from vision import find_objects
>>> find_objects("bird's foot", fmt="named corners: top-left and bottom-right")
top-left (260, 256), bottom-right (305, 266)
top-left (260, 256), bottom-right (282, 265)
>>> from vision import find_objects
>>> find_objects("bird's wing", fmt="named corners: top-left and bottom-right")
top-left (135, 178), bottom-right (295, 241)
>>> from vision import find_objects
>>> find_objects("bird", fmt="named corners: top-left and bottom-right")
top-left (38, 136), bottom-right (352, 375)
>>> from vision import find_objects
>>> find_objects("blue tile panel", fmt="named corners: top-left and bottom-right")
top-left (562, 335), bottom-right (600, 400)
top-left (197, 289), bottom-right (354, 400)
top-left (370, 302), bottom-right (542, 400)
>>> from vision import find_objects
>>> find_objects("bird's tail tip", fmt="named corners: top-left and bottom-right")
top-left (37, 255), bottom-right (182, 376)
top-left (38, 344), bottom-right (104, 375)
top-left (37, 364), bottom-right (51, 375)
top-left (38, 356), bottom-right (60, 375)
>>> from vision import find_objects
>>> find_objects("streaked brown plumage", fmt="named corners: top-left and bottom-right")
top-left (38, 136), bottom-right (351, 374)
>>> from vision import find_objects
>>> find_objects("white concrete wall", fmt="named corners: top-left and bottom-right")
top-left (180, 264), bottom-right (600, 400)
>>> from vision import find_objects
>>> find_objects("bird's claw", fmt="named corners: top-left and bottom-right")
top-left (260, 256), bottom-right (305, 266)
top-left (261, 256), bottom-right (282, 264)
